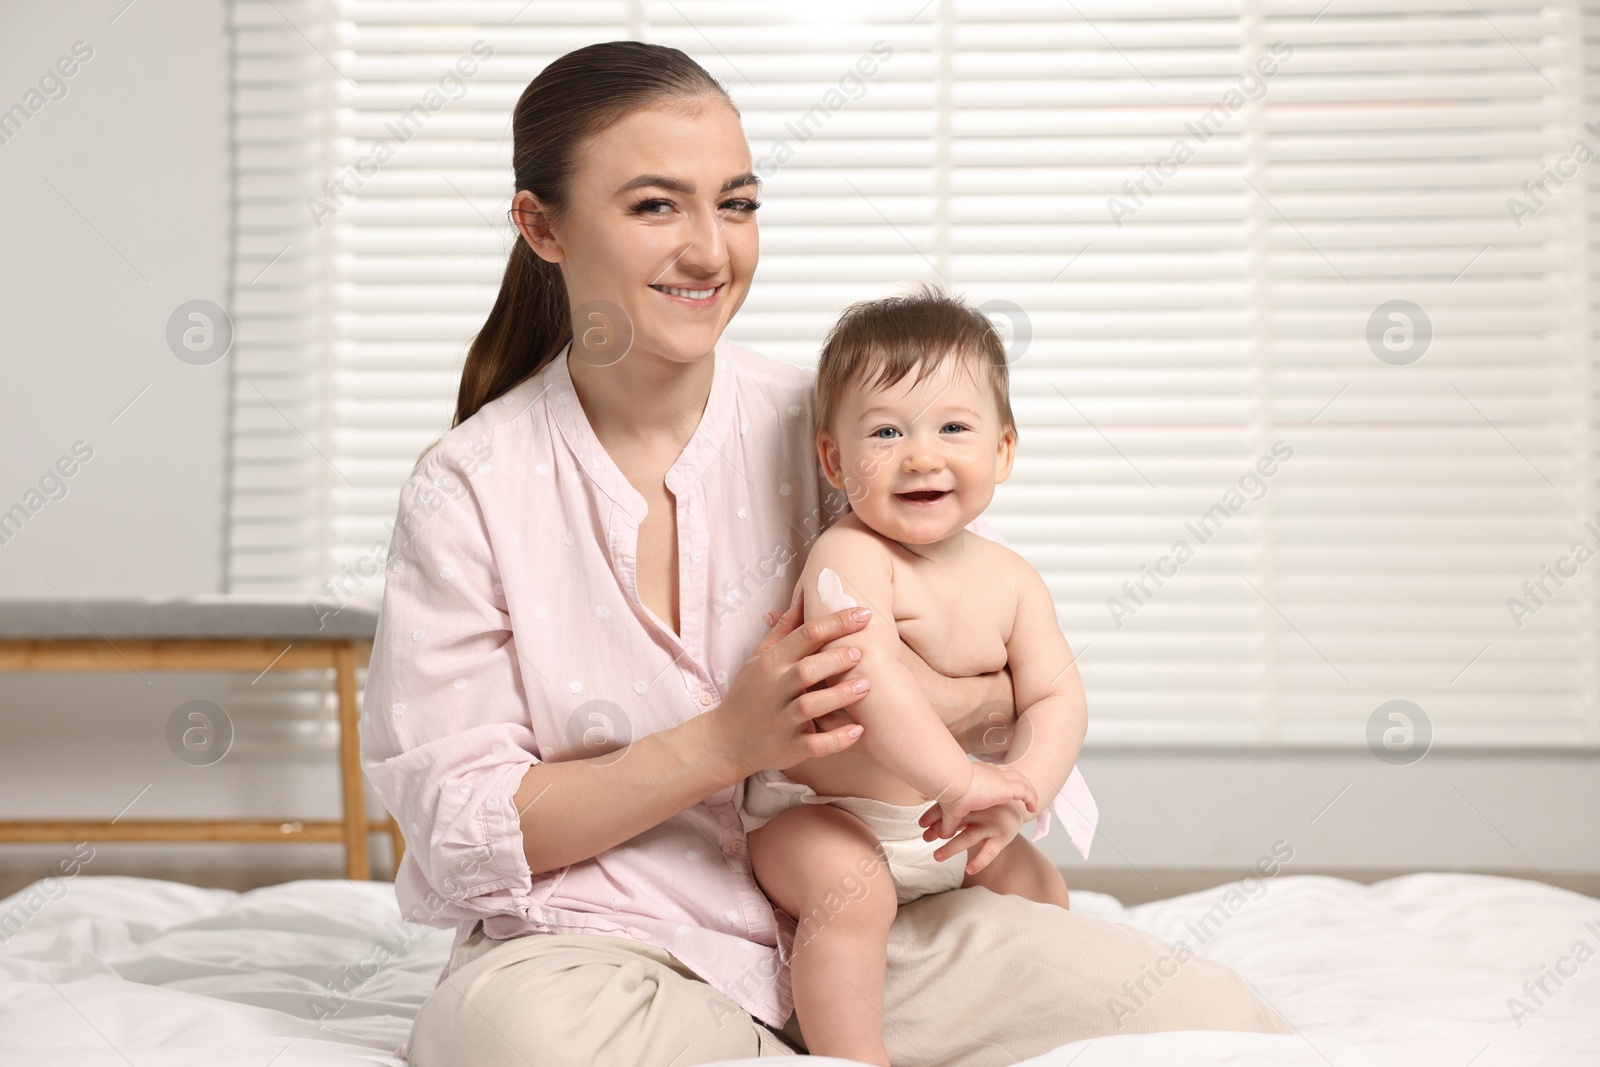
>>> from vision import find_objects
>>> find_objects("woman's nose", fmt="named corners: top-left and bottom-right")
top-left (678, 203), bottom-right (729, 271)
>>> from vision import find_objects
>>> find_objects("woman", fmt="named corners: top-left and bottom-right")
top-left (363, 39), bottom-right (1287, 1067)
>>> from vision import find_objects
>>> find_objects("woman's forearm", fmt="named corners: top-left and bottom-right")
top-left (842, 651), bottom-right (976, 801)
top-left (897, 643), bottom-right (1017, 754)
top-left (511, 712), bottom-right (743, 875)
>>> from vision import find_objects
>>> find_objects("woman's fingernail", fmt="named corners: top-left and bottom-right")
top-left (851, 678), bottom-right (870, 692)
top-left (852, 608), bottom-right (872, 622)
top-left (847, 647), bottom-right (861, 661)
top-left (847, 725), bottom-right (864, 737)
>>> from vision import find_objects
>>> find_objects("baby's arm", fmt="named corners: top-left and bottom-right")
top-left (998, 562), bottom-right (1089, 809)
top-left (802, 527), bottom-right (1036, 820)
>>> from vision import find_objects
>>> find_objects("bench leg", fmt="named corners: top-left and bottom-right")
top-left (335, 642), bottom-right (370, 880)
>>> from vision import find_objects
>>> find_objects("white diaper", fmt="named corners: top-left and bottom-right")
top-left (738, 768), bottom-right (968, 906)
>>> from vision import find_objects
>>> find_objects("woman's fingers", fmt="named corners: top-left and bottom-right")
top-left (754, 587), bottom-right (806, 654)
top-left (804, 718), bottom-right (865, 758)
top-left (780, 606), bottom-right (871, 662)
top-left (795, 675), bottom-right (871, 726)
top-left (794, 645), bottom-right (863, 690)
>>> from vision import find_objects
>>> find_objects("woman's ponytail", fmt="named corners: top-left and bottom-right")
top-left (452, 236), bottom-right (569, 427)
top-left (449, 40), bottom-right (734, 429)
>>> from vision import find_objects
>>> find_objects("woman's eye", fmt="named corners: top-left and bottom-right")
top-left (721, 198), bottom-right (761, 214)
top-left (632, 198), bottom-right (674, 216)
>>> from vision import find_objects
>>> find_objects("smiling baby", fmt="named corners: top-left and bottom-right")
top-left (738, 283), bottom-right (1096, 1066)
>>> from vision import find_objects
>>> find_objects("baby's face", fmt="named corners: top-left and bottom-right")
top-left (817, 354), bottom-right (1015, 546)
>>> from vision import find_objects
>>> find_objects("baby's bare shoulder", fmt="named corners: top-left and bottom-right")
top-left (803, 514), bottom-right (894, 582)
top-left (962, 530), bottom-right (1037, 584)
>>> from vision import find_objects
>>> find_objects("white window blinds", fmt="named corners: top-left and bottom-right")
top-left (227, 0), bottom-right (1600, 747)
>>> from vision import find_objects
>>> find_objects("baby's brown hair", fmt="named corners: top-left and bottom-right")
top-left (814, 282), bottom-right (1017, 443)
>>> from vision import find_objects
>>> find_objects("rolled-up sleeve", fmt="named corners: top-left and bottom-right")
top-left (361, 453), bottom-right (539, 920)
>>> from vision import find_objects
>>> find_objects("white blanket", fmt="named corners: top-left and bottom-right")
top-left (0, 873), bottom-right (1595, 1065)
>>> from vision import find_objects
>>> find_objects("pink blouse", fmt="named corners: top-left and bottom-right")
top-left (361, 335), bottom-right (1094, 1028)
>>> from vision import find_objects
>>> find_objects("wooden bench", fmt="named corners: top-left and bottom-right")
top-left (0, 597), bottom-right (401, 880)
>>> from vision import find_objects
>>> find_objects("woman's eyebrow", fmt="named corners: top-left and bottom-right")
top-left (615, 173), bottom-right (762, 196)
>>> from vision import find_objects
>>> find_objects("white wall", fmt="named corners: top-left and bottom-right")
top-left (0, 2), bottom-right (230, 592)
top-left (0, 2), bottom-right (1593, 886)
top-left (0, 1), bottom-right (331, 870)
top-left (1048, 749), bottom-right (1600, 876)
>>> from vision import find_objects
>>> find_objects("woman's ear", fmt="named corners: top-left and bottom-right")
top-left (511, 189), bottom-right (564, 264)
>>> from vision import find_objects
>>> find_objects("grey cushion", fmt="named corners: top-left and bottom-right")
top-left (0, 595), bottom-right (378, 641)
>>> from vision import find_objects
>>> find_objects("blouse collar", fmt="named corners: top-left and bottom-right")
top-left (547, 336), bottom-right (735, 526)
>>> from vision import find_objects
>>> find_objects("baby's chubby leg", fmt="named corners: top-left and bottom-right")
top-left (747, 804), bottom-right (899, 1067)
top-left (962, 836), bottom-right (1071, 909)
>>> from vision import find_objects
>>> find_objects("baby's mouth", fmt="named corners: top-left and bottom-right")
top-left (896, 490), bottom-right (949, 504)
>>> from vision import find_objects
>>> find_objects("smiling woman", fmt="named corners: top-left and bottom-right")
top-left (450, 54), bottom-right (758, 432)
top-left (363, 38), bottom-right (1288, 1067)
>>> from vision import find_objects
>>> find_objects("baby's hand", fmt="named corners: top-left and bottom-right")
top-left (925, 801), bottom-right (1027, 876)
top-left (930, 762), bottom-right (1036, 839)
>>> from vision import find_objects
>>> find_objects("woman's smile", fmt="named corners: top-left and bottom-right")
top-left (649, 281), bottom-right (724, 308)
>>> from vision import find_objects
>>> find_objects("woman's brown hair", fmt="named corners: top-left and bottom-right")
top-left (451, 41), bottom-right (733, 428)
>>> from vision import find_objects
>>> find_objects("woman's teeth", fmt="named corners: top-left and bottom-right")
top-left (651, 284), bottom-right (718, 299)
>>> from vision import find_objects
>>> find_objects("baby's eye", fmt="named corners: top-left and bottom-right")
top-left (941, 423), bottom-right (968, 434)
top-left (872, 427), bottom-right (901, 440)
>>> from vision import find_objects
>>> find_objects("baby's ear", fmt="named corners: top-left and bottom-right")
top-left (994, 425), bottom-right (1017, 483)
top-left (815, 432), bottom-right (846, 490)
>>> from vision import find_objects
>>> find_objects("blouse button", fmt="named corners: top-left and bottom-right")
top-left (698, 691), bottom-right (714, 707)
top-left (729, 839), bottom-right (744, 855)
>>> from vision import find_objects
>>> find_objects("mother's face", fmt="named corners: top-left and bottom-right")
top-left (515, 98), bottom-right (759, 367)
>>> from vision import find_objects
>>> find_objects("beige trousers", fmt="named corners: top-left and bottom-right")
top-left (406, 886), bottom-right (1291, 1067)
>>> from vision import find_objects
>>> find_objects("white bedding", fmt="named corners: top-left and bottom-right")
top-left (0, 873), bottom-right (1594, 1066)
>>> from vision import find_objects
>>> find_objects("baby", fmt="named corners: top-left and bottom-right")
top-left (739, 284), bottom-right (1096, 1066)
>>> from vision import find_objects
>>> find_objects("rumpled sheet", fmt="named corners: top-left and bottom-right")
top-left (0, 873), bottom-right (1595, 1065)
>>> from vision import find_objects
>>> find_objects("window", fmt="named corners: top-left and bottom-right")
top-left (228, 0), bottom-right (1600, 746)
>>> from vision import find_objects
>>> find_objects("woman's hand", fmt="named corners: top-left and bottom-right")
top-left (712, 590), bottom-right (875, 776)
top-left (777, 617), bottom-right (1019, 747)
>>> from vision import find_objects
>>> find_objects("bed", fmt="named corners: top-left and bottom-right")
top-left (1, 873), bottom-right (1594, 1065)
